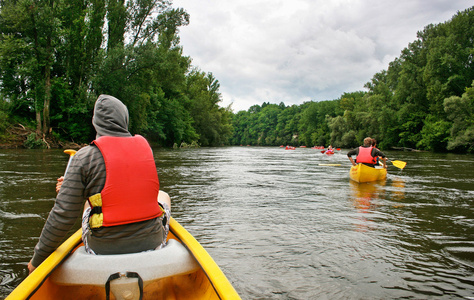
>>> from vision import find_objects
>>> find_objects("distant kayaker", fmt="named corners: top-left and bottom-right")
top-left (28, 95), bottom-right (171, 274)
top-left (327, 145), bottom-right (334, 153)
top-left (347, 137), bottom-right (387, 168)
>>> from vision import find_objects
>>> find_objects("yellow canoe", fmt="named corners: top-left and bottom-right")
top-left (7, 217), bottom-right (240, 300)
top-left (349, 163), bottom-right (387, 183)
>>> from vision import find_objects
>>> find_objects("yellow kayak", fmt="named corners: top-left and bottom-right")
top-left (7, 217), bottom-right (240, 300)
top-left (349, 163), bottom-right (387, 183)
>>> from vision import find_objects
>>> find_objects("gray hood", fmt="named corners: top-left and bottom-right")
top-left (92, 95), bottom-right (132, 139)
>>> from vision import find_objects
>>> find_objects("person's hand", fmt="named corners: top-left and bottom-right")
top-left (56, 176), bottom-right (64, 193)
top-left (27, 260), bottom-right (36, 274)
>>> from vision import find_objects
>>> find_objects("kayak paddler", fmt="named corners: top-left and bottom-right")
top-left (28, 95), bottom-right (171, 273)
top-left (347, 137), bottom-right (387, 169)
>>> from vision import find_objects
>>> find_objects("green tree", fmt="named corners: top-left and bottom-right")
top-left (275, 104), bottom-right (295, 145)
top-left (298, 100), bottom-right (340, 146)
top-left (0, 0), bottom-right (62, 135)
top-left (186, 70), bottom-right (233, 146)
top-left (92, 3), bottom-right (195, 145)
top-left (444, 82), bottom-right (474, 152)
top-left (54, 0), bottom-right (106, 141)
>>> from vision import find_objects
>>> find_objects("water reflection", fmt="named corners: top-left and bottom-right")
top-left (350, 180), bottom-right (385, 210)
top-left (349, 181), bottom-right (385, 233)
top-left (389, 177), bottom-right (406, 203)
top-left (350, 177), bottom-right (407, 209)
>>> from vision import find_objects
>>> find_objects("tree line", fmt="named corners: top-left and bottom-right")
top-left (232, 7), bottom-right (474, 153)
top-left (0, 0), bottom-right (232, 147)
top-left (0, 2), bottom-right (473, 152)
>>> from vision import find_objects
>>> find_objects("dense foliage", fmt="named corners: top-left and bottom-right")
top-left (232, 7), bottom-right (474, 153)
top-left (0, 0), bottom-right (232, 147)
top-left (0, 2), bottom-right (473, 152)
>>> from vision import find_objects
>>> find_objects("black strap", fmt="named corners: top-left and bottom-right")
top-left (90, 206), bottom-right (102, 215)
top-left (126, 272), bottom-right (144, 300)
top-left (105, 272), bottom-right (144, 300)
top-left (105, 273), bottom-right (120, 300)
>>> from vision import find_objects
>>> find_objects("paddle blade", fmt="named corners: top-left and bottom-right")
top-left (64, 149), bottom-right (77, 157)
top-left (321, 150), bottom-right (326, 154)
top-left (391, 160), bottom-right (407, 169)
top-left (63, 149), bottom-right (77, 176)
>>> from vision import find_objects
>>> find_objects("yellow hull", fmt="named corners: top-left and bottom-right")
top-left (349, 163), bottom-right (387, 183)
top-left (7, 218), bottom-right (240, 300)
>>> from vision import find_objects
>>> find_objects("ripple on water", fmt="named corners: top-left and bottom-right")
top-left (0, 210), bottom-right (41, 220)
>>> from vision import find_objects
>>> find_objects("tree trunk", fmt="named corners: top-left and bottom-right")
top-left (36, 110), bottom-right (42, 135)
top-left (42, 33), bottom-right (52, 135)
top-left (43, 67), bottom-right (51, 135)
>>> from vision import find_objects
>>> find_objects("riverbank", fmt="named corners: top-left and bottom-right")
top-left (0, 124), bottom-right (84, 149)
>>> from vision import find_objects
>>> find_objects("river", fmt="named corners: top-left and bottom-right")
top-left (0, 147), bottom-right (473, 299)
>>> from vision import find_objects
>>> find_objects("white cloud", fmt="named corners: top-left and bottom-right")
top-left (173, 0), bottom-right (472, 112)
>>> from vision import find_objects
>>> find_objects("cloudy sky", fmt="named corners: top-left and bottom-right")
top-left (173, 0), bottom-right (471, 112)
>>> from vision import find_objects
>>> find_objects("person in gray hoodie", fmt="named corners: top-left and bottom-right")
top-left (28, 95), bottom-right (171, 273)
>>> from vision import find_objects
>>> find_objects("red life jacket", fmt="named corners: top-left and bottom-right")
top-left (356, 146), bottom-right (376, 165)
top-left (91, 135), bottom-right (162, 227)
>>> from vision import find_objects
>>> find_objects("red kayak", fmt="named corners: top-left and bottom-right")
top-left (321, 149), bottom-right (335, 155)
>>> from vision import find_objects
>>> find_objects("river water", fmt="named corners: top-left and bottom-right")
top-left (0, 147), bottom-right (473, 299)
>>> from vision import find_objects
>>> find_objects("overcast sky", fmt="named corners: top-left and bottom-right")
top-left (172, 0), bottom-right (472, 112)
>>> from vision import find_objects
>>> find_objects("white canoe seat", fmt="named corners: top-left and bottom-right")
top-left (51, 239), bottom-right (200, 286)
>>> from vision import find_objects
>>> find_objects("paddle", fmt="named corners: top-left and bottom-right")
top-left (388, 159), bottom-right (406, 169)
top-left (55, 149), bottom-right (77, 194)
top-left (379, 158), bottom-right (407, 169)
top-left (63, 149), bottom-right (77, 176)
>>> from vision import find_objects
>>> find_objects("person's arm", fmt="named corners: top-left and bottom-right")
top-left (347, 148), bottom-right (357, 166)
top-left (349, 157), bottom-right (356, 166)
top-left (28, 176), bottom-right (66, 273)
top-left (374, 149), bottom-right (387, 169)
top-left (56, 176), bottom-right (64, 193)
top-left (29, 155), bottom-right (86, 273)
top-left (158, 190), bottom-right (171, 210)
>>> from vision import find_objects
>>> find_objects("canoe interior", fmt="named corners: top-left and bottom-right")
top-left (8, 217), bottom-right (240, 300)
top-left (28, 233), bottom-right (220, 300)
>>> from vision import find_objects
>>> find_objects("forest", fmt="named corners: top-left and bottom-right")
top-left (0, 2), bottom-right (473, 152)
top-left (0, 0), bottom-right (232, 147)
